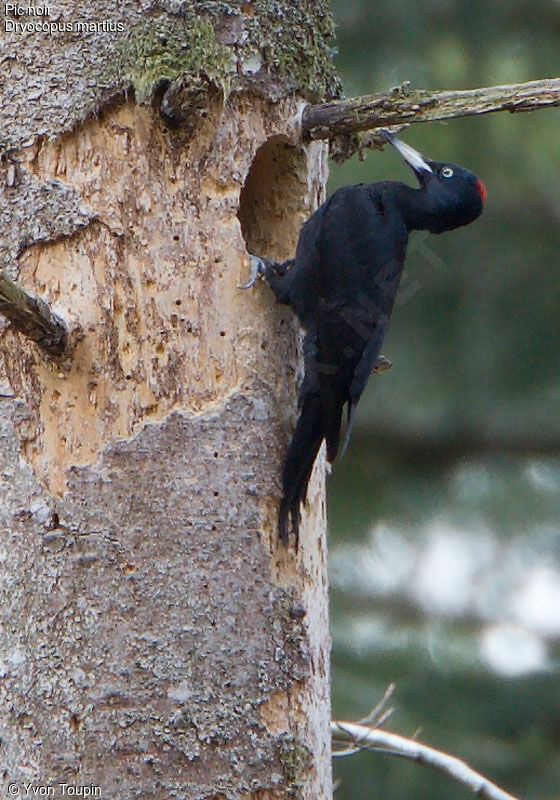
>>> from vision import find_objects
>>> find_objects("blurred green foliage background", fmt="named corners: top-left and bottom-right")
top-left (327, 1), bottom-right (560, 798)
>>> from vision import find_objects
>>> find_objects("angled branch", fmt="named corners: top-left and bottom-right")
top-left (303, 77), bottom-right (560, 141)
top-left (0, 271), bottom-right (69, 357)
top-left (332, 721), bottom-right (522, 800)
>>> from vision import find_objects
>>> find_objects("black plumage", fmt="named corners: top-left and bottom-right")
top-left (244, 134), bottom-right (486, 544)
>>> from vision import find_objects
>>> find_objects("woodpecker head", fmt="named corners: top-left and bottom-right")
top-left (381, 131), bottom-right (486, 233)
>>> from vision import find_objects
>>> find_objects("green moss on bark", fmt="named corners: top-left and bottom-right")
top-left (122, 17), bottom-right (233, 102)
top-left (1, 1), bottom-right (341, 153)
top-left (246, 0), bottom-right (341, 100)
top-left (278, 734), bottom-right (312, 795)
top-left (119, 3), bottom-right (341, 105)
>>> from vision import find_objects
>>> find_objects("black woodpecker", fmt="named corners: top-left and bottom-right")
top-left (242, 133), bottom-right (486, 545)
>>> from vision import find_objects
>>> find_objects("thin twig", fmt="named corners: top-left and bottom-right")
top-left (359, 682), bottom-right (395, 726)
top-left (333, 684), bottom-right (395, 759)
top-left (331, 721), bottom-right (522, 800)
top-left (302, 76), bottom-right (560, 141)
top-left (332, 744), bottom-right (362, 758)
top-left (0, 271), bottom-right (68, 357)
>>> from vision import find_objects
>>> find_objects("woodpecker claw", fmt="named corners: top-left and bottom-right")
top-left (374, 354), bottom-right (393, 373)
top-left (239, 255), bottom-right (266, 290)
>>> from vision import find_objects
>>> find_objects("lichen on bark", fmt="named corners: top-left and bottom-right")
top-left (0, 0), bottom-right (340, 155)
top-left (122, 16), bottom-right (233, 102)
top-left (0, 2), bottom-right (334, 796)
top-left (0, 85), bottom-right (332, 795)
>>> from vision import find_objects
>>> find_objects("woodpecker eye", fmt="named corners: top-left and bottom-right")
top-left (441, 167), bottom-right (454, 178)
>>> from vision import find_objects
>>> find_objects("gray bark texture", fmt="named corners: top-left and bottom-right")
top-left (0, 2), bottom-right (338, 797)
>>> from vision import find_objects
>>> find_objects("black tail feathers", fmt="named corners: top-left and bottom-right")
top-left (278, 394), bottom-right (324, 545)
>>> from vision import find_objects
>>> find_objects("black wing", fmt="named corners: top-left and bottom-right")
top-left (276, 183), bottom-right (407, 540)
top-left (293, 184), bottom-right (407, 461)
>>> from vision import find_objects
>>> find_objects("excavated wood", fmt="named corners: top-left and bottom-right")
top-left (0, 93), bottom-right (332, 799)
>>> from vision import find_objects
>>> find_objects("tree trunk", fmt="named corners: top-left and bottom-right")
top-left (0, 3), bottom-right (339, 797)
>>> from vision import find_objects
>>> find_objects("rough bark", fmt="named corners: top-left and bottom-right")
top-left (0, 0), bottom-right (340, 157)
top-left (0, 3), bottom-right (334, 798)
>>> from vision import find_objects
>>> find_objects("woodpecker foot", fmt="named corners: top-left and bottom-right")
top-left (374, 354), bottom-right (393, 373)
top-left (239, 255), bottom-right (266, 289)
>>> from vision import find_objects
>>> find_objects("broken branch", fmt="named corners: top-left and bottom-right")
top-left (332, 721), bottom-right (522, 800)
top-left (0, 271), bottom-right (68, 357)
top-left (302, 77), bottom-right (560, 140)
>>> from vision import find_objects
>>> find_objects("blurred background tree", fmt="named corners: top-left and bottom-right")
top-left (327, 1), bottom-right (560, 797)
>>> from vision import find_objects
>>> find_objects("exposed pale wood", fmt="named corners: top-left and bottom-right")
top-left (0, 2), bottom-right (335, 796)
top-left (0, 97), bottom-right (332, 799)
